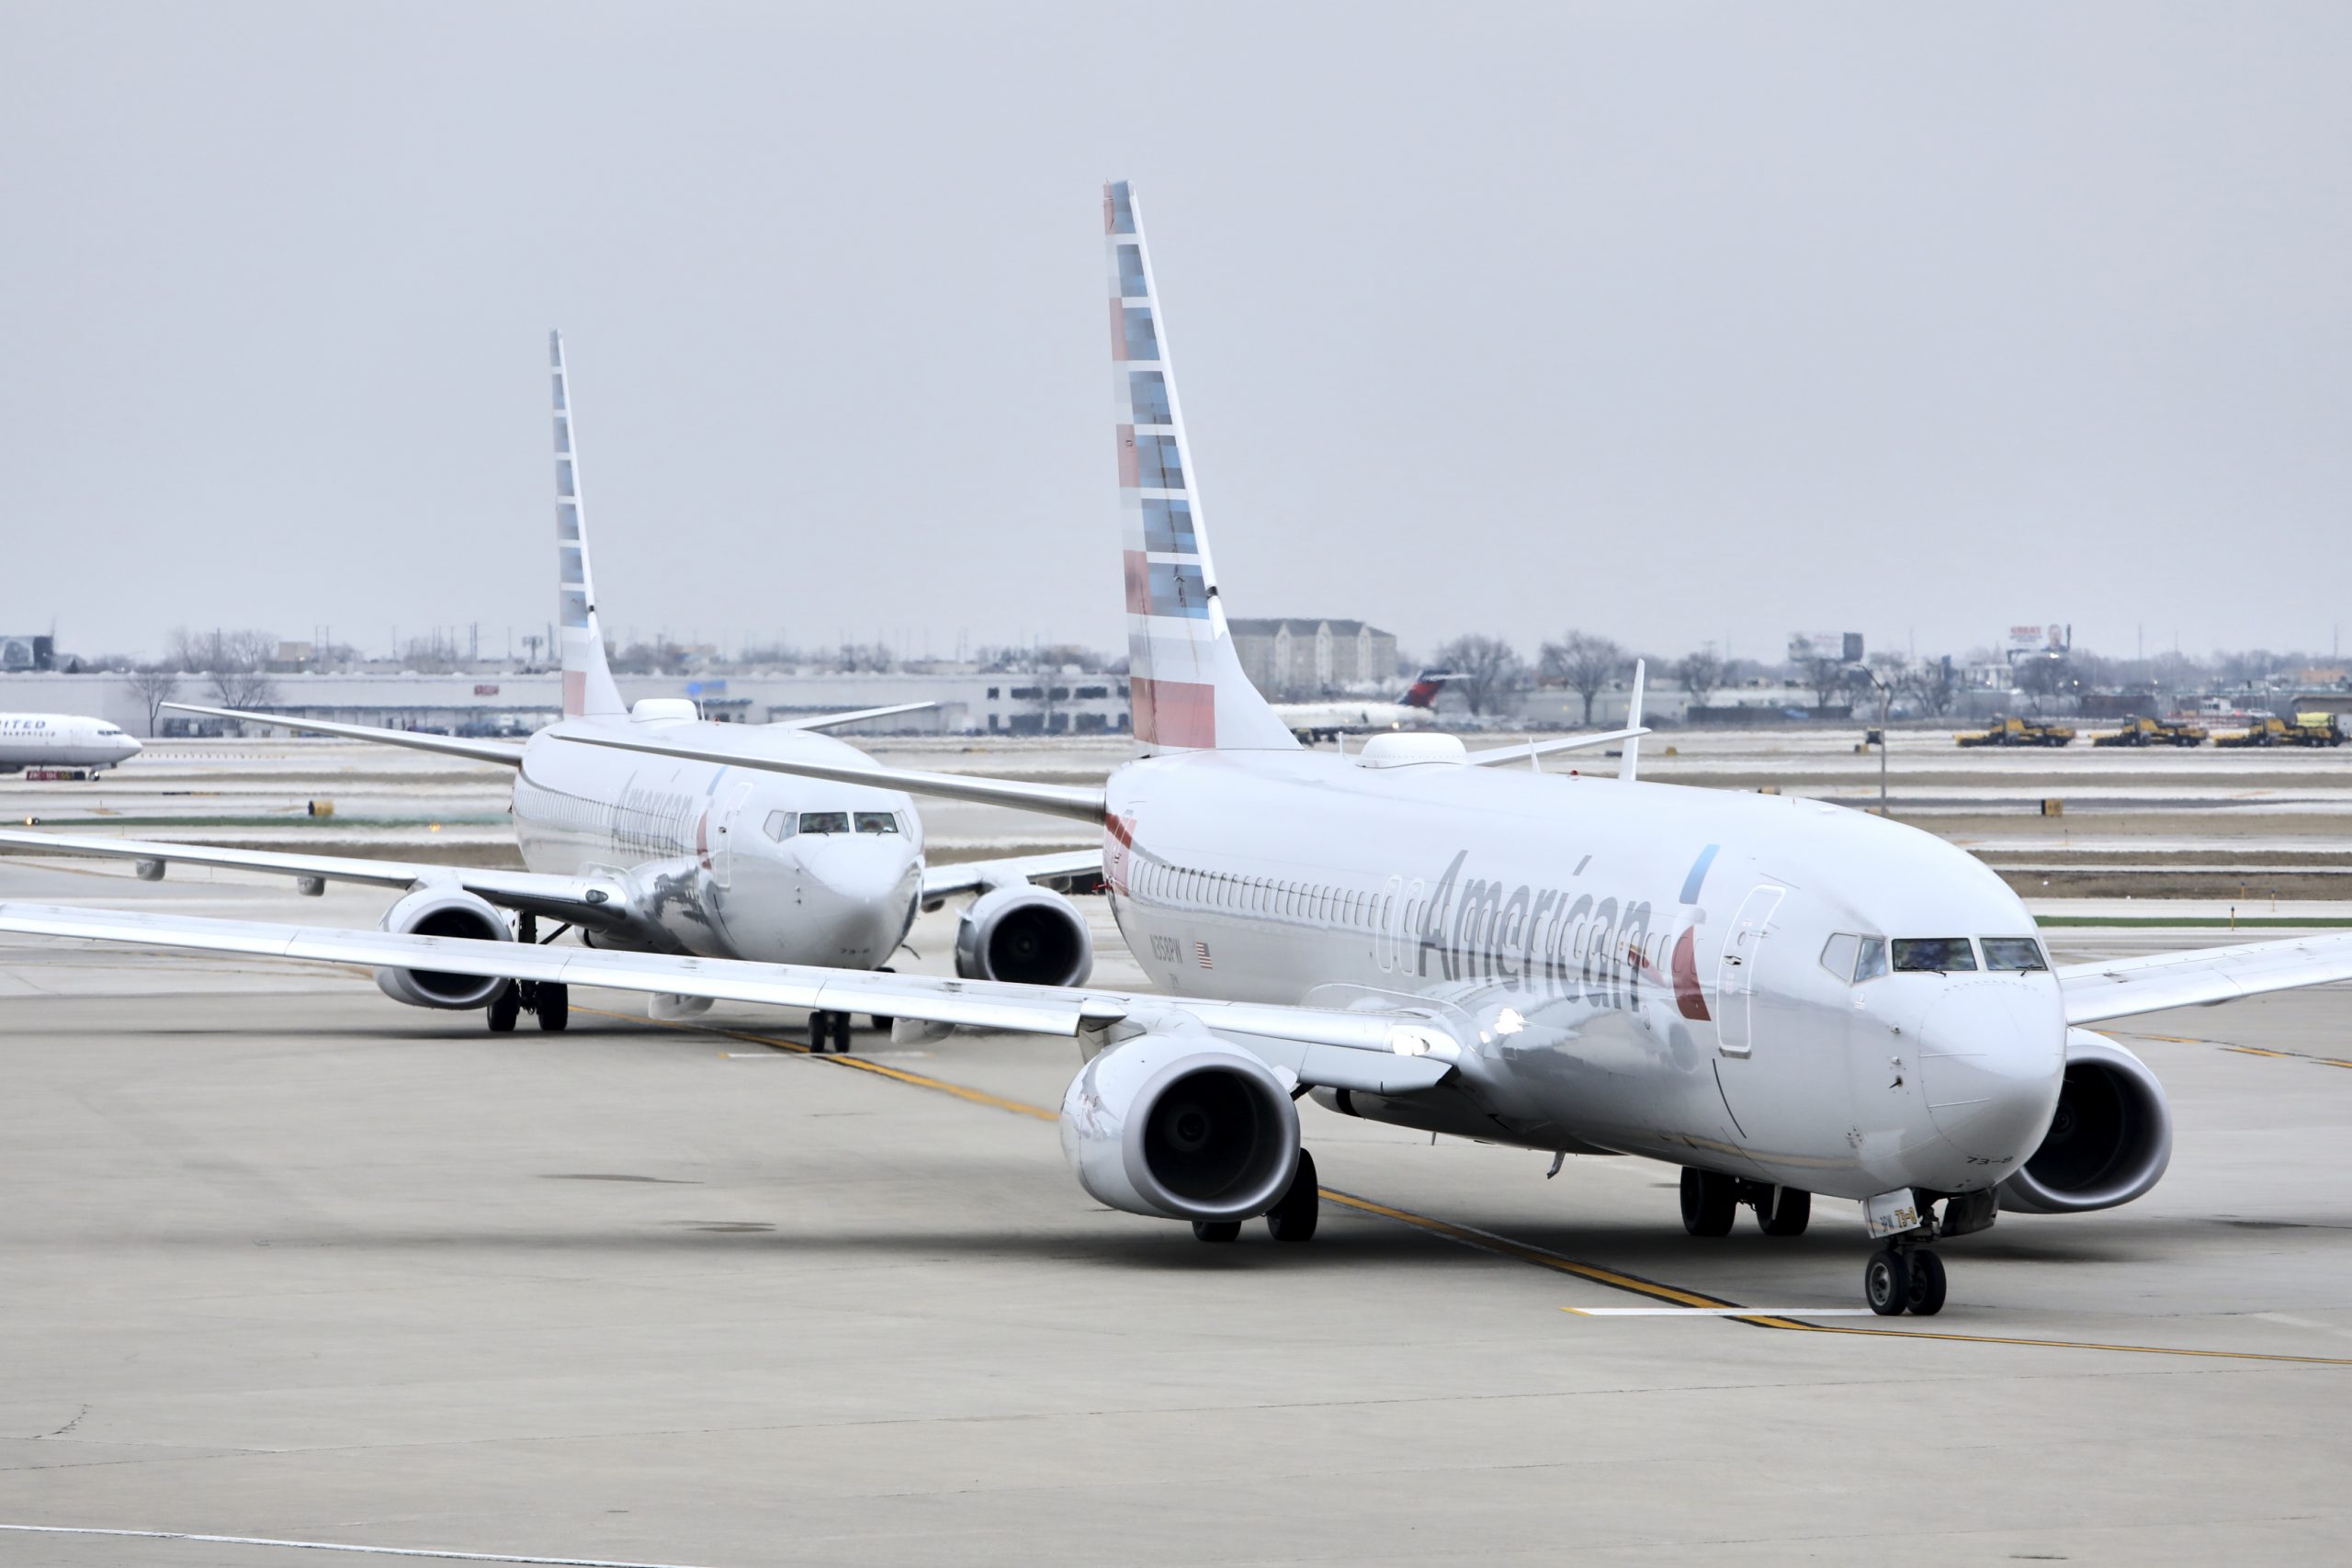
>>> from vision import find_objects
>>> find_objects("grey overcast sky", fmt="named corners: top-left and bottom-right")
top-left (2, 2), bottom-right (2346, 667)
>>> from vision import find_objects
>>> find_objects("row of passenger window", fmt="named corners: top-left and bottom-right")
top-left (763, 809), bottom-right (907, 840)
top-left (1820, 933), bottom-right (2048, 981)
top-left (1134, 855), bottom-right (1384, 929)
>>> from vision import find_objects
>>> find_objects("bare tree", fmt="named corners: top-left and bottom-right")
top-left (1900, 657), bottom-right (1959, 717)
top-left (1799, 656), bottom-right (1848, 712)
top-left (1540, 631), bottom-right (1624, 725)
top-left (210, 667), bottom-right (278, 709)
top-left (1430, 635), bottom-right (1523, 717)
top-left (126, 667), bottom-right (181, 735)
top-left (1671, 649), bottom-right (1724, 713)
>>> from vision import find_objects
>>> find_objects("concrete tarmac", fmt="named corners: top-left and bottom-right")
top-left (4, 886), bottom-right (2352, 1563)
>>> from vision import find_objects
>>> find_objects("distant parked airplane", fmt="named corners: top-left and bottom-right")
top-left (1272, 671), bottom-right (1450, 743)
top-left (0, 714), bottom-right (140, 773)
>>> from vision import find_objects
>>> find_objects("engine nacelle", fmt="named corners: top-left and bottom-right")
top-left (956, 885), bottom-right (1093, 987)
top-left (373, 887), bottom-right (514, 1010)
top-left (1059, 1033), bottom-right (1298, 1223)
top-left (1996, 1028), bottom-right (2173, 1214)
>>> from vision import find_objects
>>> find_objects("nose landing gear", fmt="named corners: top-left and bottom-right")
top-left (1862, 1245), bottom-right (1948, 1316)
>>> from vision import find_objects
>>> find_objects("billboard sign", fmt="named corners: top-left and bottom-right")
top-left (2007, 625), bottom-right (2070, 658)
top-left (0, 636), bottom-right (53, 671)
top-left (1788, 632), bottom-right (1864, 664)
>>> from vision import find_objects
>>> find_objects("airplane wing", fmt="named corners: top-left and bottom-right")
top-left (921, 848), bottom-right (1103, 903)
top-left (0, 901), bottom-right (1459, 1096)
top-left (563, 732), bottom-right (1106, 822)
top-left (163, 703), bottom-right (526, 766)
top-left (2058, 931), bottom-right (2352, 1024)
top-left (0, 829), bottom-right (629, 931)
top-left (775, 701), bottom-right (936, 732)
top-left (1463, 727), bottom-right (1650, 767)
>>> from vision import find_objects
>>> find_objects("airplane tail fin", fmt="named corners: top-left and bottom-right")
top-left (1400, 670), bottom-right (1450, 711)
top-left (1106, 181), bottom-right (1297, 754)
top-left (550, 331), bottom-right (626, 719)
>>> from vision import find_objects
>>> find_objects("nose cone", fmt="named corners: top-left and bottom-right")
top-left (1917, 979), bottom-right (2066, 1165)
top-left (119, 738), bottom-right (144, 760)
top-left (792, 836), bottom-right (922, 961)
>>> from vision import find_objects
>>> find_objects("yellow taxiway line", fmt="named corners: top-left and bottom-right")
top-left (584, 1006), bottom-right (2352, 1367)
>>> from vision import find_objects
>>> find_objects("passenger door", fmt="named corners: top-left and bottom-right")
top-left (710, 779), bottom-right (756, 889)
top-left (1714, 885), bottom-right (1784, 1057)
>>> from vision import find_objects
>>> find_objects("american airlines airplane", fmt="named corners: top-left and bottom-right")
top-left (1272, 671), bottom-right (1449, 744)
top-left (0, 713), bottom-right (141, 773)
top-left (4, 191), bottom-right (2347, 1314)
top-left (0, 333), bottom-right (1099, 1047)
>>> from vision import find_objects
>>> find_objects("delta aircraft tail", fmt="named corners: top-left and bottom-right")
top-left (550, 330), bottom-right (626, 719)
top-left (1106, 181), bottom-right (1296, 755)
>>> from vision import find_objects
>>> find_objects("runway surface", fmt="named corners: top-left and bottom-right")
top-left (4, 869), bottom-right (2351, 1563)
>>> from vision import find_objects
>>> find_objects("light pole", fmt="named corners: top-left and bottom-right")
top-left (1851, 665), bottom-right (1893, 818)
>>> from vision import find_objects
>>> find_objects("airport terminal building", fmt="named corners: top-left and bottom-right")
top-left (0, 670), bottom-right (1133, 739)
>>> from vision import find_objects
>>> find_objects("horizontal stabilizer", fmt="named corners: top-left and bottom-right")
top-left (162, 703), bottom-right (526, 766)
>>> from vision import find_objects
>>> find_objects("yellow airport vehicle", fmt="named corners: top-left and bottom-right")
top-left (2091, 716), bottom-right (2207, 748)
top-left (2211, 715), bottom-right (2344, 748)
top-left (1956, 717), bottom-right (2075, 748)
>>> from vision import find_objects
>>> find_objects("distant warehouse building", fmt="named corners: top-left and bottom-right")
top-left (1227, 619), bottom-right (1399, 699)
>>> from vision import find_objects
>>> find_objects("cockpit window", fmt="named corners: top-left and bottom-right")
top-left (1820, 933), bottom-right (1860, 981)
top-left (1854, 936), bottom-right (1888, 981)
top-left (1981, 937), bottom-right (2048, 973)
top-left (854, 811), bottom-right (899, 835)
top-left (1823, 932), bottom-right (1893, 983)
top-left (1892, 938), bottom-right (1977, 973)
top-left (798, 811), bottom-right (850, 835)
top-left (763, 810), bottom-right (795, 841)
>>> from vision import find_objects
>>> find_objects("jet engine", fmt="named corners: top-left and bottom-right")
top-left (1059, 1032), bottom-right (1298, 1223)
top-left (372, 887), bottom-right (514, 1010)
top-left (1996, 1029), bottom-right (2173, 1214)
top-left (956, 886), bottom-right (1093, 987)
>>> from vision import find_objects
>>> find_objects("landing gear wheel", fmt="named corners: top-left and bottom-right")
top-left (808, 1011), bottom-right (830, 1052)
top-left (1679, 1168), bottom-right (1737, 1237)
top-left (535, 982), bottom-right (569, 1033)
top-left (830, 1011), bottom-right (853, 1054)
top-left (486, 984), bottom-right (519, 1033)
top-left (1264, 1149), bottom-right (1319, 1243)
top-left (1755, 1185), bottom-right (1811, 1236)
top-left (1863, 1247), bottom-right (1911, 1316)
top-left (1192, 1220), bottom-right (1241, 1244)
top-left (1905, 1249), bottom-right (1948, 1316)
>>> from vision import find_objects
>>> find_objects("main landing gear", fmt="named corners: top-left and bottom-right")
top-left (808, 1010), bottom-right (854, 1053)
top-left (486, 914), bottom-right (569, 1034)
top-left (1191, 1148), bottom-right (1319, 1245)
top-left (484, 980), bottom-right (569, 1033)
top-left (1679, 1168), bottom-right (1812, 1237)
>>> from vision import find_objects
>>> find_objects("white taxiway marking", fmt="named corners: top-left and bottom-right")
top-left (719, 1050), bottom-right (933, 1060)
top-left (1567, 1306), bottom-right (1882, 1317)
top-left (0, 1525), bottom-right (720, 1567)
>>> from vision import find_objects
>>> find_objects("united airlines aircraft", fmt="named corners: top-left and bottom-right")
top-left (0, 713), bottom-right (141, 773)
top-left (4, 195), bottom-right (2346, 1314)
top-left (0, 333), bottom-right (1098, 1046)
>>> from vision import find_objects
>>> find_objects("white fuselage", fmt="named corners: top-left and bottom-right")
top-left (1099, 749), bottom-right (2065, 1204)
top-left (0, 714), bottom-right (141, 772)
top-left (512, 714), bottom-right (923, 968)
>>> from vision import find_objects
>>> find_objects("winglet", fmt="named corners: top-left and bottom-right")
top-left (1618, 660), bottom-right (1646, 783)
top-left (551, 331), bottom-right (626, 718)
